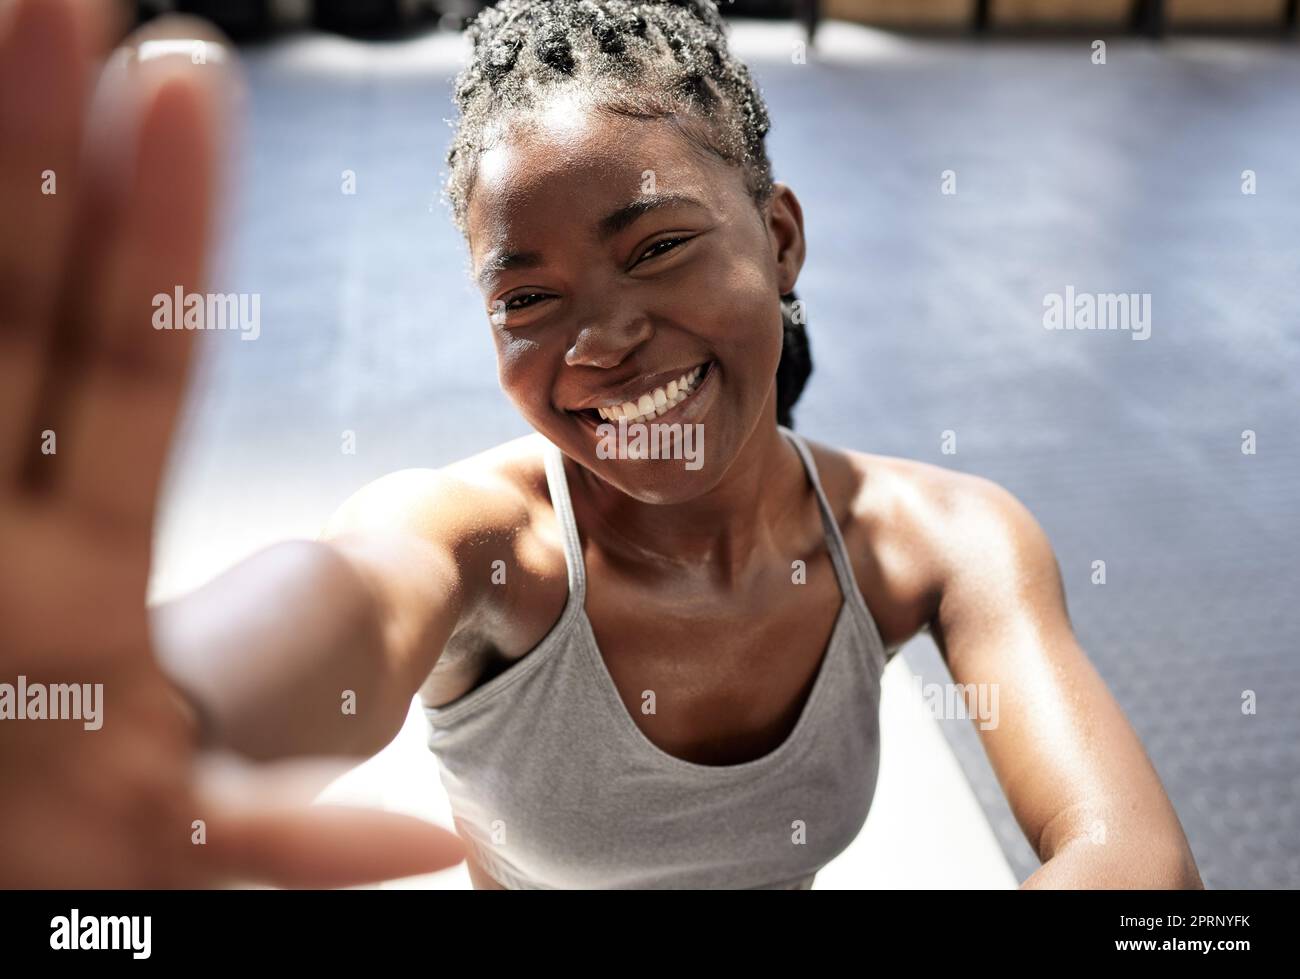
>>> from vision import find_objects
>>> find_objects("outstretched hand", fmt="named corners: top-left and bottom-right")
top-left (0, 0), bottom-right (466, 887)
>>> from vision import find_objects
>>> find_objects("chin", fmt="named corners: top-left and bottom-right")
top-left (543, 360), bottom-right (740, 502)
top-left (584, 455), bottom-right (724, 505)
top-left (557, 423), bottom-right (727, 504)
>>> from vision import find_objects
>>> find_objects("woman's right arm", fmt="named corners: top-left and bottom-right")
top-left (152, 507), bottom-right (470, 762)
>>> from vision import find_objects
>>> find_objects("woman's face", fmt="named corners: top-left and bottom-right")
top-left (465, 93), bottom-right (805, 504)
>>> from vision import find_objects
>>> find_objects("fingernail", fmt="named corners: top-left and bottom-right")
top-left (137, 37), bottom-right (228, 66)
top-left (81, 44), bottom-right (139, 194)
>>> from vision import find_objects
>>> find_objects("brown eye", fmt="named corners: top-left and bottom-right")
top-left (501, 292), bottom-right (550, 311)
top-left (636, 237), bottom-right (689, 265)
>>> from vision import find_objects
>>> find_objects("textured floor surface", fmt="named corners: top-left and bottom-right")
top-left (152, 20), bottom-right (1299, 889)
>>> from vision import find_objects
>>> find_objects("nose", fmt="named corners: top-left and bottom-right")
top-left (564, 308), bottom-right (654, 370)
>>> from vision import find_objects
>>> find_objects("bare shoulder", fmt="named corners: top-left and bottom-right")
top-left (323, 433), bottom-right (553, 544)
top-left (320, 434), bottom-right (564, 630)
top-left (798, 436), bottom-right (1059, 641)
top-left (859, 445), bottom-right (1053, 575)
top-left (859, 447), bottom-right (1042, 541)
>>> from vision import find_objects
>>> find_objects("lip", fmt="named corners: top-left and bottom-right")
top-left (571, 359), bottom-right (718, 437)
top-left (564, 360), bottom-right (713, 413)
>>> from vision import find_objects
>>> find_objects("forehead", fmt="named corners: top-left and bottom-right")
top-left (465, 94), bottom-right (735, 254)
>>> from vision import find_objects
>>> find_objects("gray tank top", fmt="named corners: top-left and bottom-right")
top-left (423, 426), bottom-right (888, 889)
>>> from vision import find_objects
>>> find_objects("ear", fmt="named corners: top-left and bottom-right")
top-left (764, 182), bottom-right (806, 296)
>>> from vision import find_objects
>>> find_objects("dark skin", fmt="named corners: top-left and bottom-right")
top-left (328, 91), bottom-right (1201, 887)
top-left (1, 0), bottom-right (1202, 889)
top-left (459, 94), bottom-right (845, 763)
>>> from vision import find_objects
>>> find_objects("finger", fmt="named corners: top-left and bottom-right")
top-left (51, 20), bottom-right (238, 535)
top-left (0, 0), bottom-right (111, 483)
top-left (194, 751), bottom-right (364, 808)
top-left (192, 753), bottom-right (468, 889)
top-left (203, 804), bottom-right (468, 890)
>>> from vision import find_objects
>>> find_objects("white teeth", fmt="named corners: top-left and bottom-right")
top-left (592, 362), bottom-right (709, 425)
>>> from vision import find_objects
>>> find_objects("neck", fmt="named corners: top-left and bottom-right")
top-left (568, 414), bottom-right (811, 585)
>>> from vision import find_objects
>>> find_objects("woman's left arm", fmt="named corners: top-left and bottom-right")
top-left (925, 475), bottom-right (1203, 889)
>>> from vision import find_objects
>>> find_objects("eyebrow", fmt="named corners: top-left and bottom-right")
top-left (475, 192), bottom-right (708, 291)
top-left (597, 191), bottom-right (707, 239)
top-left (475, 249), bottom-right (544, 292)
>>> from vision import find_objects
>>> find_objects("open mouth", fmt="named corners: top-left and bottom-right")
top-left (572, 360), bottom-right (715, 428)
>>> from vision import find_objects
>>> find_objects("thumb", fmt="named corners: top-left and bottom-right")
top-left (205, 803), bottom-right (467, 889)
top-left (192, 752), bottom-right (467, 889)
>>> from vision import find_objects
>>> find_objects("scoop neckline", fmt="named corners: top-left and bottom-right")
top-left (425, 427), bottom-right (889, 728)
top-left (576, 600), bottom-right (853, 778)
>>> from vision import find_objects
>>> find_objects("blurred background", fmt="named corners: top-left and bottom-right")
top-left (141, 1), bottom-right (1300, 888)
top-left (126, 0), bottom-right (1300, 38)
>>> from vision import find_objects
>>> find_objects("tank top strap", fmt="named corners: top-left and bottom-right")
top-left (778, 425), bottom-right (881, 640)
top-left (543, 438), bottom-right (588, 608)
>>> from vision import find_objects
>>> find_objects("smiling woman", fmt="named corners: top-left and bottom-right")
top-left (366, 0), bottom-right (1196, 889)
top-left (0, 0), bottom-right (1204, 892)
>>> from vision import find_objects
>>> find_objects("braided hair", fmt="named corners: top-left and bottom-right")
top-left (442, 0), bottom-right (812, 427)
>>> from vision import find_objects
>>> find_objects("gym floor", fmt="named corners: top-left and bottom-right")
top-left (151, 18), bottom-right (1300, 888)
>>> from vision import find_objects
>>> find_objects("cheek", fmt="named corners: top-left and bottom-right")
top-left (694, 254), bottom-right (782, 366)
top-left (713, 288), bottom-right (784, 382)
top-left (754, 297), bottom-right (784, 362)
top-left (494, 330), bottom-right (552, 409)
